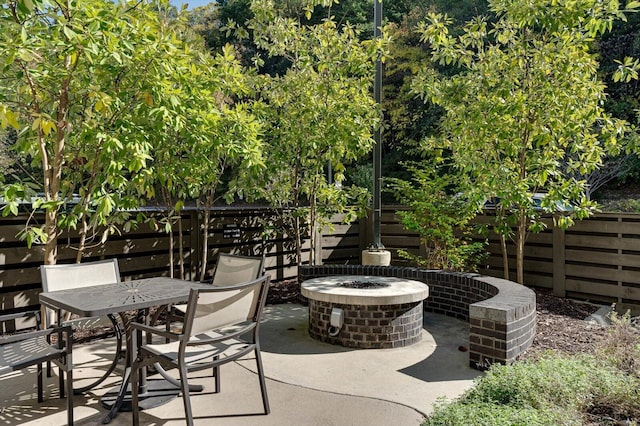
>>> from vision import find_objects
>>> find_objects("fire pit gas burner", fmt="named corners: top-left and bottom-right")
top-left (337, 280), bottom-right (390, 289)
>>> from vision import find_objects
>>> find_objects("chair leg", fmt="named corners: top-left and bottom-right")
top-left (213, 356), bottom-right (220, 393)
top-left (37, 363), bottom-right (44, 403)
top-left (131, 361), bottom-right (141, 426)
top-left (254, 348), bottom-right (270, 414)
top-left (59, 365), bottom-right (65, 398)
top-left (179, 364), bottom-right (194, 426)
top-left (165, 311), bottom-right (172, 344)
top-left (65, 368), bottom-right (74, 426)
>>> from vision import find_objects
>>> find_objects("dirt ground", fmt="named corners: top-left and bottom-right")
top-left (519, 288), bottom-right (612, 360)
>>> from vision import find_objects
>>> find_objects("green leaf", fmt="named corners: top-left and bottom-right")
top-left (626, 1), bottom-right (640, 10)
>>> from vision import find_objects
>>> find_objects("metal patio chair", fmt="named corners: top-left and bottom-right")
top-left (130, 275), bottom-right (271, 426)
top-left (170, 253), bottom-right (265, 317)
top-left (40, 259), bottom-right (124, 393)
top-left (0, 311), bottom-right (74, 425)
top-left (158, 253), bottom-right (264, 392)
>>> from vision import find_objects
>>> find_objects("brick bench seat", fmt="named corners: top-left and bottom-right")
top-left (300, 265), bottom-right (536, 370)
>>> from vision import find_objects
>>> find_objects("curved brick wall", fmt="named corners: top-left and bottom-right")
top-left (300, 265), bottom-right (537, 370)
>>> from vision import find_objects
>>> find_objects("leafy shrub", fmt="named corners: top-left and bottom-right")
top-left (425, 400), bottom-right (572, 426)
top-left (597, 199), bottom-right (640, 212)
top-left (388, 163), bottom-right (486, 271)
top-left (467, 356), bottom-right (596, 410)
top-left (423, 354), bottom-right (640, 426)
top-left (596, 308), bottom-right (640, 377)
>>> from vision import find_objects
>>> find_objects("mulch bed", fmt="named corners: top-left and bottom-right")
top-left (520, 288), bottom-right (611, 360)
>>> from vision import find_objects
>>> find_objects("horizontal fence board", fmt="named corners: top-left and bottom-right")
top-left (0, 246), bottom-right (47, 265)
top-left (565, 234), bottom-right (640, 251)
top-left (381, 224), bottom-right (418, 235)
top-left (622, 286), bottom-right (640, 301)
top-left (523, 258), bottom-right (553, 274)
top-left (0, 267), bottom-right (42, 288)
top-left (524, 275), bottom-right (554, 288)
top-left (0, 288), bottom-right (39, 312)
top-left (565, 279), bottom-right (623, 298)
top-left (569, 218), bottom-right (640, 234)
top-left (321, 235), bottom-right (360, 247)
top-left (565, 264), bottom-right (640, 283)
top-left (321, 247), bottom-right (360, 259)
top-left (565, 249), bottom-right (640, 268)
top-left (525, 232), bottom-right (553, 244)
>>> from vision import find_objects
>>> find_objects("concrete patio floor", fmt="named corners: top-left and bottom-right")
top-left (0, 304), bottom-right (482, 425)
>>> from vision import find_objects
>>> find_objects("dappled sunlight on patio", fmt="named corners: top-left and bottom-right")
top-left (241, 304), bottom-right (481, 416)
top-left (0, 304), bottom-right (480, 425)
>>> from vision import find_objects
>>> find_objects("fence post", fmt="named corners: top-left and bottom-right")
top-left (552, 221), bottom-right (566, 297)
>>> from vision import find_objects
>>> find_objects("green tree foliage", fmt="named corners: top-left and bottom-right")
top-left (0, 0), bottom-right (163, 263)
top-left (414, 0), bottom-right (637, 283)
top-left (388, 163), bottom-right (486, 271)
top-left (249, 0), bottom-right (384, 266)
top-left (148, 40), bottom-right (263, 281)
top-left (0, 0), bottom-right (253, 266)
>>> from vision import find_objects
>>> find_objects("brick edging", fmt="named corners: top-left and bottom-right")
top-left (300, 265), bottom-right (537, 370)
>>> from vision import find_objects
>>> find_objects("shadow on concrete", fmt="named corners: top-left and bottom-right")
top-left (261, 303), bottom-right (481, 383)
top-left (398, 313), bottom-right (480, 383)
top-left (259, 303), bottom-right (357, 355)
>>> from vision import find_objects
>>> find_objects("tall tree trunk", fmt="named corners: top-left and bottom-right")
top-left (516, 211), bottom-right (526, 284)
top-left (500, 233), bottom-right (509, 281)
top-left (293, 157), bottom-right (302, 268)
top-left (308, 192), bottom-right (316, 266)
top-left (45, 54), bottom-right (72, 265)
top-left (76, 213), bottom-right (88, 263)
top-left (160, 188), bottom-right (175, 278)
top-left (75, 195), bottom-right (94, 263)
top-left (199, 195), bottom-right (212, 282)
top-left (44, 209), bottom-right (58, 265)
top-left (294, 214), bottom-right (302, 268)
top-left (168, 223), bottom-right (174, 279)
top-left (178, 215), bottom-right (184, 280)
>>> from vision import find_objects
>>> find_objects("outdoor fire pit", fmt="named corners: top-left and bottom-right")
top-left (301, 275), bottom-right (429, 349)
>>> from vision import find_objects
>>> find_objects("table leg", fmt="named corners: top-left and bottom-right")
top-left (101, 312), bottom-right (134, 424)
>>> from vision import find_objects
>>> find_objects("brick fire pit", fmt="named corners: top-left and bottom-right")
top-left (301, 275), bottom-right (429, 349)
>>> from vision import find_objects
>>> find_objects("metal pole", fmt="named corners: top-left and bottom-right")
top-left (372, 0), bottom-right (383, 249)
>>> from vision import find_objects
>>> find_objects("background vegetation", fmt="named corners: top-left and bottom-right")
top-left (3, 0), bottom-right (640, 273)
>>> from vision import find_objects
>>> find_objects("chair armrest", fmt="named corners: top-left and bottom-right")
top-left (130, 322), bottom-right (182, 341)
top-left (0, 309), bottom-right (41, 324)
top-left (0, 324), bottom-right (72, 345)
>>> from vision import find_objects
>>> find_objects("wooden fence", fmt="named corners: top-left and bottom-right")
top-left (372, 206), bottom-right (640, 314)
top-left (0, 207), bottom-right (362, 320)
top-left (2, 205), bottom-right (640, 323)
